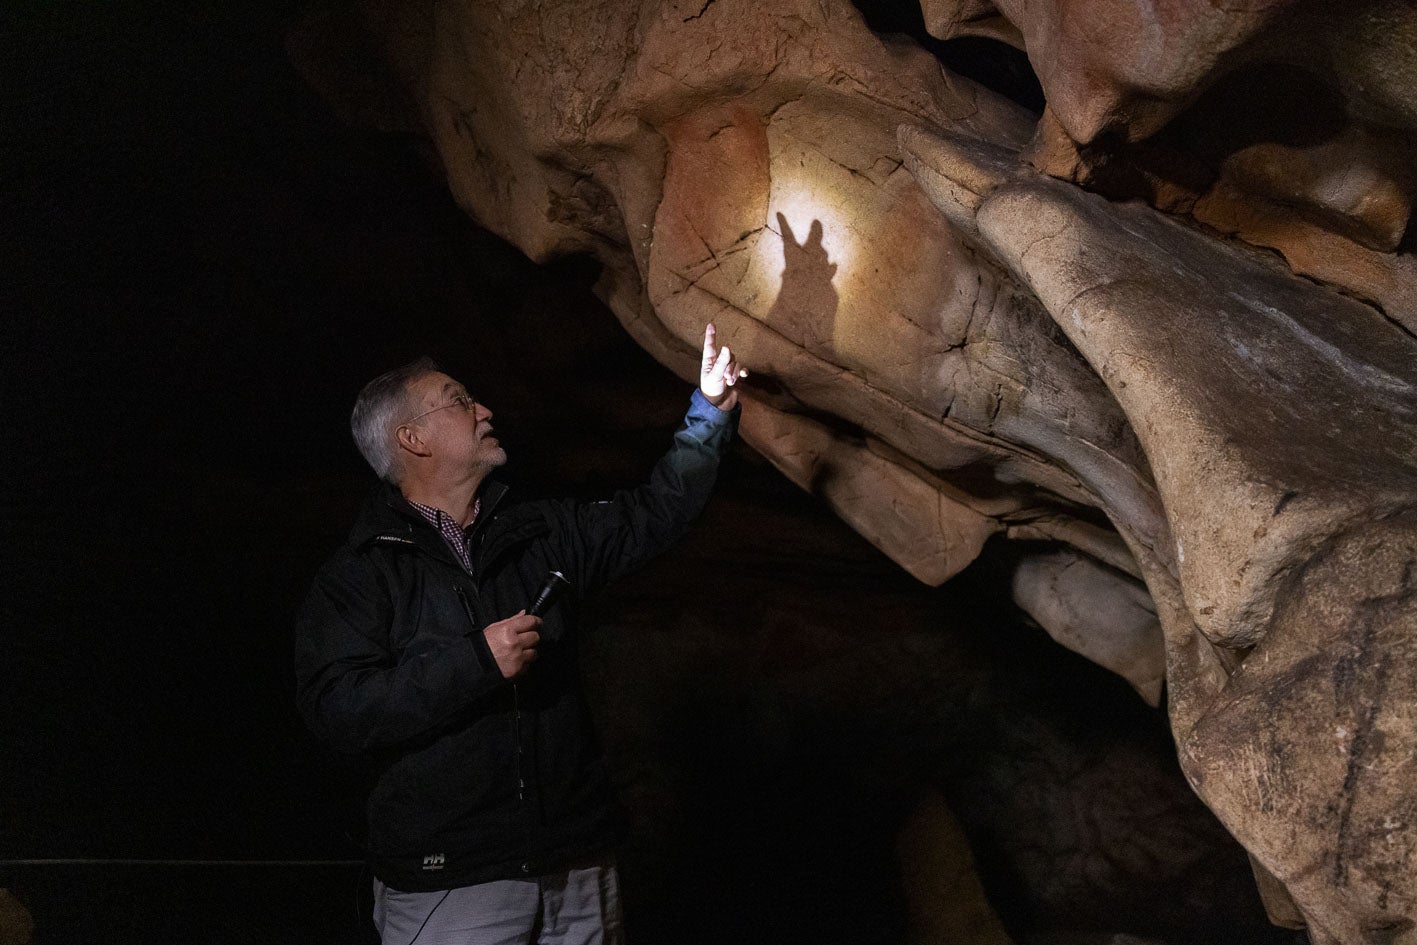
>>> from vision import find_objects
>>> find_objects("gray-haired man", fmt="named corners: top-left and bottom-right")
top-left (296, 326), bottom-right (744, 944)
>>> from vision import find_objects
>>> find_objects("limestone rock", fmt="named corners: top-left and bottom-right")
top-left (294, 0), bottom-right (1417, 938)
top-left (918, 0), bottom-right (1305, 143)
top-left (1011, 549), bottom-right (1164, 706)
top-left (951, 0), bottom-right (1417, 287)
top-left (909, 126), bottom-right (1417, 941)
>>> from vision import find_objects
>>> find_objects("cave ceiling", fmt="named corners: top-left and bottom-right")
top-left (291, 1), bottom-right (1417, 940)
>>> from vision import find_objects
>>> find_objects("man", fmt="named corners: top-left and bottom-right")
top-left (296, 325), bottom-right (744, 945)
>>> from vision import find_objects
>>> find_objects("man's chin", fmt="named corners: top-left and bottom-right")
top-left (468, 449), bottom-right (507, 476)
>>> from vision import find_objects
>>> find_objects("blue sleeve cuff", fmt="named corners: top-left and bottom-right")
top-left (689, 387), bottom-right (740, 422)
top-left (683, 388), bottom-right (740, 450)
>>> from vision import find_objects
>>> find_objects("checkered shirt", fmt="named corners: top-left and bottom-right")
top-left (405, 496), bottom-right (481, 574)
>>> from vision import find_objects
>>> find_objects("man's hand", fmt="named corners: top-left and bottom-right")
top-left (700, 323), bottom-right (747, 410)
top-left (484, 610), bottom-right (541, 679)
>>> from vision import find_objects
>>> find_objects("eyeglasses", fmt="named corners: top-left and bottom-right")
top-left (398, 392), bottom-right (477, 427)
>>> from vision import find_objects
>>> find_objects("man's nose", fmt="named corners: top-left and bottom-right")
top-left (476, 402), bottom-right (493, 421)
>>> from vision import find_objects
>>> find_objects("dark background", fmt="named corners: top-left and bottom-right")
top-left (4, 2), bottom-right (1293, 943)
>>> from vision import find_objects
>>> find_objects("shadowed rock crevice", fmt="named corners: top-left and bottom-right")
top-left (848, 0), bottom-right (1045, 114)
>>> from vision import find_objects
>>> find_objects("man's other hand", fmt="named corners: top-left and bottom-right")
top-left (700, 323), bottom-right (747, 410)
top-left (485, 611), bottom-right (541, 679)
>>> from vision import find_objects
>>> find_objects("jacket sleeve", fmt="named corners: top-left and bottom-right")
top-left (558, 388), bottom-right (739, 595)
top-left (294, 549), bottom-right (505, 755)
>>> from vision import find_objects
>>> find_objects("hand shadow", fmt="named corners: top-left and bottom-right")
top-left (765, 212), bottom-right (839, 357)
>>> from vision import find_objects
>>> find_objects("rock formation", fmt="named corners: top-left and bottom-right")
top-left (291, 1), bottom-right (1417, 940)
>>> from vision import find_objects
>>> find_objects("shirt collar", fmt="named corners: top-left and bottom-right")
top-left (405, 496), bottom-right (481, 533)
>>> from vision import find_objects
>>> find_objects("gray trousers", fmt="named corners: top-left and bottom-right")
top-left (373, 862), bottom-right (624, 945)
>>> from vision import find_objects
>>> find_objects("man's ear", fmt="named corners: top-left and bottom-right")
top-left (395, 424), bottom-right (433, 459)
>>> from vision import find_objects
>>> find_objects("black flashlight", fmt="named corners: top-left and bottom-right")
top-left (528, 570), bottom-right (571, 618)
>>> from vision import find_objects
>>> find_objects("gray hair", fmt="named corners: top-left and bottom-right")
top-left (350, 356), bottom-right (440, 482)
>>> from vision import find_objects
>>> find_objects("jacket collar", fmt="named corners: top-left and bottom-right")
top-left (350, 478), bottom-right (511, 560)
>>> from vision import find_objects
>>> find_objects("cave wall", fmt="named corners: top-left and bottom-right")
top-left (290, 1), bottom-right (1417, 940)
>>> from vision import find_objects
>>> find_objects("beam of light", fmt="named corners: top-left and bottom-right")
top-left (656, 107), bottom-right (961, 408)
top-left (741, 122), bottom-right (963, 405)
top-left (757, 174), bottom-right (854, 286)
top-left (745, 145), bottom-right (875, 367)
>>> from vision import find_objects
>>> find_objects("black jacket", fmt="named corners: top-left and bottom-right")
top-left (295, 390), bottom-right (737, 891)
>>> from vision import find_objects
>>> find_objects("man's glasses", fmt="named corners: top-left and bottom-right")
top-left (398, 392), bottom-right (477, 427)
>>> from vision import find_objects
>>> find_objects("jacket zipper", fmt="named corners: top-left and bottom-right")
top-left (456, 583), bottom-right (527, 805)
top-left (512, 683), bottom-right (525, 802)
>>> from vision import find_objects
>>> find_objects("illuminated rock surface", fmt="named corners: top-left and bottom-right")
top-left (292, 0), bottom-right (1417, 940)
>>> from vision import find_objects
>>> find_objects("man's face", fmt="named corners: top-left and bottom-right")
top-left (402, 371), bottom-right (507, 474)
